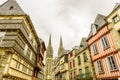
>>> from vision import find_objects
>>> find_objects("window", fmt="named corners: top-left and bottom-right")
top-left (32, 53), bottom-right (36, 63)
top-left (16, 62), bottom-right (20, 70)
top-left (97, 60), bottom-right (103, 73)
top-left (79, 69), bottom-right (82, 75)
top-left (71, 73), bottom-right (72, 79)
top-left (78, 56), bottom-right (81, 65)
top-left (85, 67), bottom-right (89, 73)
top-left (92, 24), bottom-right (97, 35)
top-left (101, 36), bottom-right (109, 50)
top-left (70, 52), bottom-right (73, 58)
top-left (73, 60), bottom-right (75, 67)
top-left (79, 69), bottom-right (82, 77)
top-left (62, 73), bottom-right (66, 79)
top-left (119, 30), bottom-right (120, 35)
top-left (70, 62), bottom-right (72, 69)
top-left (0, 32), bottom-right (5, 43)
top-left (61, 64), bottom-right (64, 69)
top-left (83, 52), bottom-right (88, 62)
top-left (24, 44), bottom-right (28, 55)
top-left (26, 52), bottom-right (30, 59)
top-left (30, 51), bottom-right (33, 60)
top-left (22, 65), bottom-right (27, 73)
top-left (113, 15), bottom-right (120, 23)
top-left (107, 56), bottom-right (117, 71)
top-left (74, 72), bottom-right (76, 78)
top-left (29, 33), bottom-right (32, 40)
top-left (92, 43), bottom-right (98, 55)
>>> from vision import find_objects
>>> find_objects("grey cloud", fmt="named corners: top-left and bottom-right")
top-left (0, 0), bottom-right (119, 57)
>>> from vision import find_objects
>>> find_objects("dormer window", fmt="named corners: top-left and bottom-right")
top-left (9, 6), bottom-right (14, 10)
top-left (92, 24), bottom-right (97, 35)
top-left (113, 15), bottom-right (120, 23)
top-left (80, 45), bottom-right (83, 47)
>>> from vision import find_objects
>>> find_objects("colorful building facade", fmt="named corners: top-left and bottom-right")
top-left (33, 39), bottom-right (46, 80)
top-left (59, 50), bottom-right (69, 80)
top-left (75, 38), bottom-right (96, 80)
top-left (52, 36), bottom-right (69, 80)
top-left (68, 48), bottom-right (77, 80)
top-left (0, 0), bottom-right (46, 80)
top-left (106, 4), bottom-right (120, 56)
top-left (88, 14), bottom-right (120, 80)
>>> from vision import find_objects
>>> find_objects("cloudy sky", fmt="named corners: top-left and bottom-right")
top-left (0, 0), bottom-right (120, 57)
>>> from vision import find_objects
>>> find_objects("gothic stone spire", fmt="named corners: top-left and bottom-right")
top-left (58, 35), bottom-right (64, 56)
top-left (46, 34), bottom-right (53, 58)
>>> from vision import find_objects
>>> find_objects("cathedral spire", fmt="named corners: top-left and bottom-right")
top-left (46, 34), bottom-right (53, 58)
top-left (48, 34), bottom-right (51, 46)
top-left (45, 34), bottom-right (53, 80)
top-left (60, 35), bottom-right (63, 47)
top-left (58, 35), bottom-right (64, 56)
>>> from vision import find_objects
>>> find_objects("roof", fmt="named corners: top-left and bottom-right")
top-left (78, 37), bottom-right (88, 53)
top-left (0, 0), bottom-right (26, 15)
top-left (87, 14), bottom-right (106, 39)
top-left (94, 14), bottom-right (106, 30)
top-left (59, 50), bottom-right (70, 57)
top-left (72, 46), bottom-right (79, 50)
top-left (113, 3), bottom-right (120, 10)
top-left (106, 3), bottom-right (120, 19)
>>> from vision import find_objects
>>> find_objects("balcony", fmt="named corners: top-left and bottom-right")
top-left (76, 72), bottom-right (93, 80)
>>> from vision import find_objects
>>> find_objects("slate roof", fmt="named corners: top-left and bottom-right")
top-left (113, 3), bottom-right (120, 10)
top-left (87, 14), bottom-right (106, 39)
top-left (78, 37), bottom-right (88, 53)
top-left (59, 50), bottom-right (70, 58)
top-left (0, 0), bottom-right (26, 15)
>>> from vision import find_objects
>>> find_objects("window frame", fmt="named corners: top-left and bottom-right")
top-left (0, 32), bottom-right (5, 44)
top-left (73, 60), bottom-right (75, 67)
top-left (61, 63), bottom-right (64, 69)
top-left (101, 36), bottom-right (109, 50)
top-left (92, 43), bottom-right (98, 55)
top-left (92, 24), bottom-right (97, 35)
top-left (83, 52), bottom-right (88, 62)
top-left (107, 56), bottom-right (117, 71)
top-left (113, 15), bottom-right (120, 24)
top-left (78, 56), bottom-right (81, 65)
top-left (96, 60), bottom-right (104, 73)
top-left (85, 66), bottom-right (89, 73)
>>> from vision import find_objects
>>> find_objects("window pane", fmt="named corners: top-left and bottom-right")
top-left (97, 60), bottom-right (103, 73)
top-left (0, 32), bottom-right (5, 43)
top-left (83, 52), bottom-right (88, 62)
top-left (78, 56), bottom-right (81, 65)
top-left (92, 43), bottom-right (98, 55)
top-left (101, 36), bottom-right (109, 49)
top-left (85, 67), bottom-right (89, 73)
top-left (108, 56), bottom-right (117, 70)
top-left (113, 15), bottom-right (120, 23)
top-left (79, 69), bottom-right (82, 75)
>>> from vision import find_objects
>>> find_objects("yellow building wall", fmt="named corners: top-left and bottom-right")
top-left (75, 48), bottom-right (96, 80)
top-left (9, 53), bottom-right (33, 79)
top-left (59, 55), bottom-right (69, 80)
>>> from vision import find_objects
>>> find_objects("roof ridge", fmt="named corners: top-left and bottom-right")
top-left (0, 0), bottom-right (9, 8)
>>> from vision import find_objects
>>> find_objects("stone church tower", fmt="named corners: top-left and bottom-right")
top-left (58, 36), bottom-right (64, 57)
top-left (45, 35), bottom-right (53, 80)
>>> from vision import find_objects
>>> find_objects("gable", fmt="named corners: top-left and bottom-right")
top-left (0, 0), bottom-right (26, 15)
